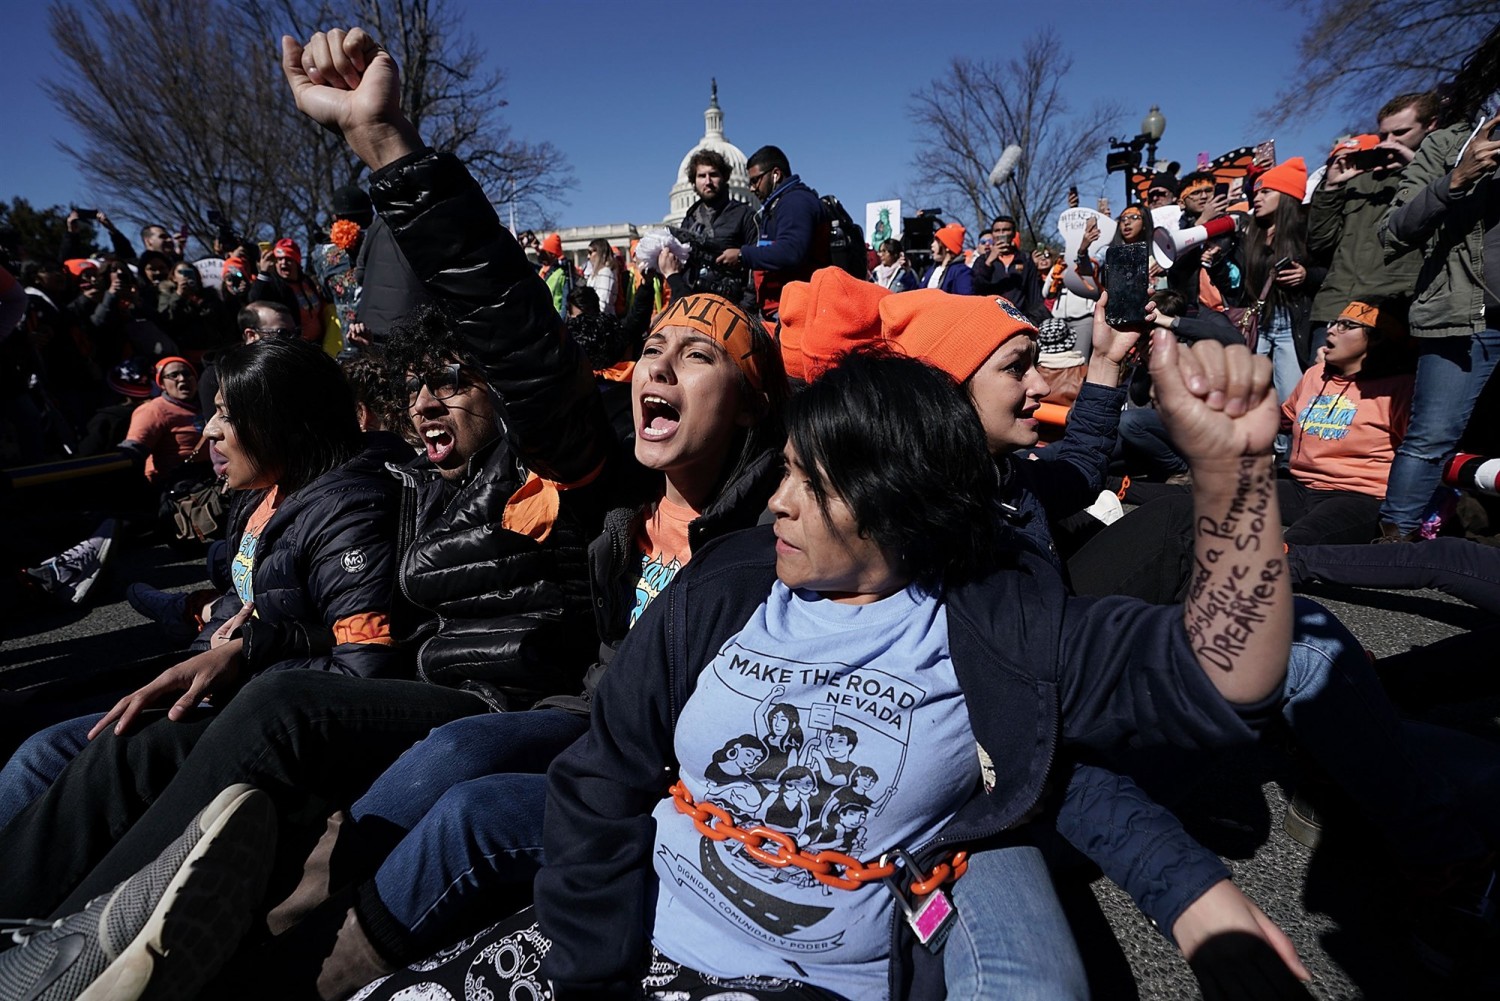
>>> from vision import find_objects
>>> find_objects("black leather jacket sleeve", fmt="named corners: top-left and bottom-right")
top-left (369, 149), bottom-right (612, 486)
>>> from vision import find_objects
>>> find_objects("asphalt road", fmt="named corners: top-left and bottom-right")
top-left (2, 525), bottom-right (1497, 1000)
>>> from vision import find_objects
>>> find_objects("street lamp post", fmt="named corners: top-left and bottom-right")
top-left (1105, 105), bottom-right (1168, 207)
top-left (1141, 105), bottom-right (1167, 174)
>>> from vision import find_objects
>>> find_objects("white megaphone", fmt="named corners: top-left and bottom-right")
top-left (1151, 214), bottom-right (1238, 267)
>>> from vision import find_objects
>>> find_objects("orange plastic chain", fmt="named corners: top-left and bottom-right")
top-left (669, 780), bottom-right (968, 895)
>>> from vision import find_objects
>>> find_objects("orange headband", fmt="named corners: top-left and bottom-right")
top-left (1337, 300), bottom-right (1406, 340)
top-left (650, 293), bottom-right (764, 391)
top-left (1180, 179), bottom-right (1214, 198)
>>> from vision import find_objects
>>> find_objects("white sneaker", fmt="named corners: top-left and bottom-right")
top-left (0, 784), bottom-right (275, 1001)
top-left (25, 519), bottom-right (117, 605)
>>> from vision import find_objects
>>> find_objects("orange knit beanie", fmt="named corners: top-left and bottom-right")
top-left (778, 267), bottom-right (890, 382)
top-left (880, 292), bottom-right (1036, 383)
top-left (934, 222), bottom-right (966, 256)
top-left (1255, 157), bottom-right (1308, 201)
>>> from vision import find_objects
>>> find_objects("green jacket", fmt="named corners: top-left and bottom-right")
top-left (1381, 121), bottom-right (1489, 339)
top-left (543, 262), bottom-right (571, 316)
top-left (1307, 168), bottom-right (1420, 321)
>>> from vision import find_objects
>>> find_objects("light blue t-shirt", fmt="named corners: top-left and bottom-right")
top-left (650, 581), bottom-right (979, 1000)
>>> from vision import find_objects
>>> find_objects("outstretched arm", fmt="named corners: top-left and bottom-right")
top-left (1151, 333), bottom-right (1290, 704)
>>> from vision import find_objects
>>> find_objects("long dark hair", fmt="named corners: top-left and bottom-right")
top-left (1110, 203), bottom-right (1152, 247)
top-left (216, 338), bottom-right (361, 494)
top-left (1242, 194), bottom-right (1308, 311)
top-left (784, 347), bottom-right (1000, 586)
top-left (689, 307), bottom-right (789, 503)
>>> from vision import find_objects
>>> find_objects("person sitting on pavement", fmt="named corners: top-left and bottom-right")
top-left (0, 337), bottom-right (406, 826)
top-left (18, 354), bottom-right (215, 607)
top-left (120, 356), bottom-right (210, 489)
top-left (353, 332), bottom-right (1293, 1001)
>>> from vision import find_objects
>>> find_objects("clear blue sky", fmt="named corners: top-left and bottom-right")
top-left (4, 1), bottom-right (1363, 237)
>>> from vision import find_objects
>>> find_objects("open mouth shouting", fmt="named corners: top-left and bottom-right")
top-left (420, 421), bottom-right (457, 465)
top-left (639, 394), bottom-right (682, 441)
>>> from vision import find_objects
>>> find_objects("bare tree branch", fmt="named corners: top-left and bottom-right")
top-left (907, 29), bottom-right (1123, 248)
top-left (1259, 0), bottom-right (1499, 129)
top-left (45, 0), bottom-right (572, 251)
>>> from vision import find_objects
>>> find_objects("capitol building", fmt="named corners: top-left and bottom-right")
top-left (553, 81), bottom-right (758, 262)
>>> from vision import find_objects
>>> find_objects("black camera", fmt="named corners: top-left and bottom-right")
top-left (206, 208), bottom-right (241, 252)
top-left (669, 226), bottom-right (750, 305)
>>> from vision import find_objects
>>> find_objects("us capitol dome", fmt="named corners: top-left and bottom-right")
top-left (555, 81), bottom-right (757, 260)
top-left (664, 79), bottom-right (757, 221)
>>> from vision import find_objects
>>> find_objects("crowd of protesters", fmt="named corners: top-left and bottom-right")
top-left (0, 20), bottom-right (1498, 1001)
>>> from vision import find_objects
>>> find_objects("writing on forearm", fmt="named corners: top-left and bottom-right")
top-left (1185, 457), bottom-right (1288, 679)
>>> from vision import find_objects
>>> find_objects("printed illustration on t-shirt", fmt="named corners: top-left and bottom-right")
top-left (656, 638), bottom-right (918, 947)
top-left (1296, 392), bottom-right (1355, 440)
top-left (630, 551), bottom-right (683, 627)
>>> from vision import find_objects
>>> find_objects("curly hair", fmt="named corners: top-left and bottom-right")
top-left (566, 311), bottom-right (629, 369)
top-left (340, 352), bottom-right (408, 433)
top-left (380, 302), bottom-right (484, 380)
top-left (686, 148), bottom-right (732, 184)
top-left (784, 346), bottom-right (1002, 587)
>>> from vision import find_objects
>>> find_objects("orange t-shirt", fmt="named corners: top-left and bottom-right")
top-left (125, 396), bottom-right (207, 484)
top-left (629, 496), bottom-right (696, 628)
top-left (1283, 365), bottom-right (1413, 499)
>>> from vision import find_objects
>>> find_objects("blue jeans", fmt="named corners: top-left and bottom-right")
top-left (1380, 328), bottom-right (1500, 531)
top-left (1117, 407), bottom-right (1187, 478)
top-left (1256, 307), bottom-right (1303, 404)
top-left (952, 597), bottom-right (1499, 987)
top-left (350, 708), bottom-right (588, 962)
top-left (0, 714), bottom-right (103, 831)
top-left (1282, 599), bottom-right (1498, 865)
top-left (945, 845), bottom-right (1089, 1000)
top-left (1289, 536), bottom-right (1500, 615)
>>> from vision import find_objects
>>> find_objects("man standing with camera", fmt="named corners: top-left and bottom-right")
top-left (676, 149), bottom-right (757, 313)
top-left (1308, 92), bottom-right (1439, 352)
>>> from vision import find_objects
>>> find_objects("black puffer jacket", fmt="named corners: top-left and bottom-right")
top-left (388, 438), bottom-right (604, 711)
top-left (369, 148), bottom-right (616, 709)
top-left (204, 431), bottom-right (410, 678)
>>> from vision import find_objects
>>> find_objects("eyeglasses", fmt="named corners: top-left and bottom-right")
top-left (254, 326), bottom-right (298, 339)
top-left (1327, 318), bottom-right (1373, 332)
top-left (405, 363), bottom-right (469, 402)
top-left (745, 170), bottom-right (770, 189)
